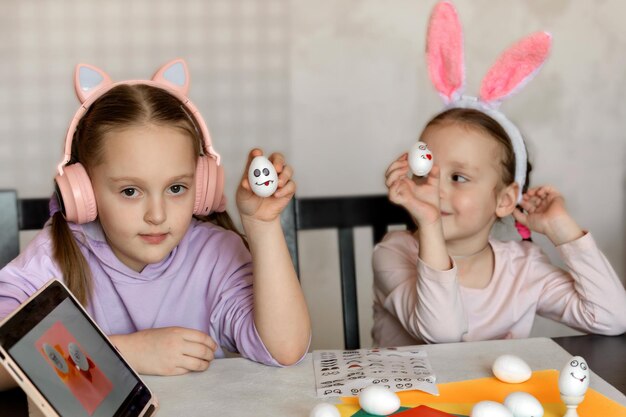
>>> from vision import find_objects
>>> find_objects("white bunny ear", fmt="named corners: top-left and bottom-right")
top-left (479, 31), bottom-right (552, 107)
top-left (426, 1), bottom-right (465, 104)
top-left (152, 58), bottom-right (190, 95)
top-left (74, 64), bottom-right (113, 103)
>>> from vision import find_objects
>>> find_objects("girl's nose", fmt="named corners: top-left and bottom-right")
top-left (144, 196), bottom-right (166, 225)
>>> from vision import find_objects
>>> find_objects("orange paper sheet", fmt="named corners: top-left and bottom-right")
top-left (340, 370), bottom-right (626, 417)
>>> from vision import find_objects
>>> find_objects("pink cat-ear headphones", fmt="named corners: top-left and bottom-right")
top-left (54, 59), bottom-right (227, 224)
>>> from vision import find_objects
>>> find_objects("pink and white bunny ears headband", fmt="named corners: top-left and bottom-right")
top-left (426, 1), bottom-right (551, 202)
top-left (54, 59), bottom-right (226, 223)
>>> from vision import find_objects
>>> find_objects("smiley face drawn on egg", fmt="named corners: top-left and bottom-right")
top-left (248, 156), bottom-right (278, 198)
top-left (558, 355), bottom-right (590, 397)
top-left (408, 141), bottom-right (434, 177)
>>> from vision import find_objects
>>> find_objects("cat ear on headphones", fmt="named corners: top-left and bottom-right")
top-left (74, 64), bottom-right (113, 104)
top-left (152, 59), bottom-right (190, 96)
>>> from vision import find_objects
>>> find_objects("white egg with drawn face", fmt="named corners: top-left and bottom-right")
top-left (248, 156), bottom-right (278, 198)
top-left (43, 343), bottom-right (69, 375)
top-left (408, 141), bottom-right (433, 177)
top-left (558, 356), bottom-right (589, 397)
top-left (68, 342), bottom-right (89, 371)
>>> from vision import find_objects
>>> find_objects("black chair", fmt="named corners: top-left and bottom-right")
top-left (280, 195), bottom-right (413, 350)
top-left (0, 190), bottom-right (51, 268)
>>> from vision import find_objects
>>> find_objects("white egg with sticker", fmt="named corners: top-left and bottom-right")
top-left (408, 141), bottom-right (433, 177)
top-left (358, 385), bottom-right (401, 416)
top-left (248, 155), bottom-right (278, 198)
top-left (492, 354), bottom-right (532, 383)
top-left (558, 356), bottom-right (589, 397)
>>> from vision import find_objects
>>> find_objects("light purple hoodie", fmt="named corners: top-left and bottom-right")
top-left (0, 218), bottom-right (282, 366)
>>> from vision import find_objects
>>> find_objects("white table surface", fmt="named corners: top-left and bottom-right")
top-left (141, 337), bottom-right (626, 417)
top-left (27, 337), bottom-right (626, 417)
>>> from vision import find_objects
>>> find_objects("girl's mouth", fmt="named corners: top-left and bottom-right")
top-left (140, 234), bottom-right (167, 244)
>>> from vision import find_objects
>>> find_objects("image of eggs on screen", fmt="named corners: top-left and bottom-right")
top-left (8, 298), bottom-right (138, 416)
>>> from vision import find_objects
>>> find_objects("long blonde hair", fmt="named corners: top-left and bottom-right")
top-left (52, 84), bottom-right (245, 306)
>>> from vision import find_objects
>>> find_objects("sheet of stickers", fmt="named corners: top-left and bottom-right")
top-left (313, 346), bottom-right (439, 398)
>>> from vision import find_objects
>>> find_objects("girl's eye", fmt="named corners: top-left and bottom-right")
top-left (451, 174), bottom-right (468, 183)
top-left (122, 188), bottom-right (138, 198)
top-left (169, 185), bottom-right (186, 195)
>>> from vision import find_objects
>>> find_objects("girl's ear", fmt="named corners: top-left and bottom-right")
top-left (495, 182), bottom-right (519, 218)
top-left (74, 64), bottom-right (113, 103)
top-left (152, 58), bottom-right (190, 95)
top-left (426, 1), bottom-right (465, 104)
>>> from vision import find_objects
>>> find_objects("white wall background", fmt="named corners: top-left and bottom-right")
top-left (1, 0), bottom-right (625, 350)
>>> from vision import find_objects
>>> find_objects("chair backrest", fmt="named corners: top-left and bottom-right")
top-left (280, 194), bottom-right (413, 350)
top-left (0, 190), bottom-right (51, 268)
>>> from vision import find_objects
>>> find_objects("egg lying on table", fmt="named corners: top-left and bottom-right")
top-left (471, 400), bottom-right (513, 417)
top-left (358, 385), bottom-right (401, 416)
top-left (492, 354), bottom-right (532, 383)
top-left (558, 356), bottom-right (590, 397)
top-left (309, 402), bottom-right (340, 417)
top-left (248, 155), bottom-right (278, 197)
top-left (504, 392), bottom-right (544, 417)
top-left (408, 141), bottom-right (433, 177)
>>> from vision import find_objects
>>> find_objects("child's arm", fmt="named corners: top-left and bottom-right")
top-left (236, 149), bottom-right (311, 366)
top-left (385, 153), bottom-right (450, 270)
top-left (109, 327), bottom-right (217, 376)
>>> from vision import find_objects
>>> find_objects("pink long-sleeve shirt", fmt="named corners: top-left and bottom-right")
top-left (372, 231), bottom-right (626, 347)
top-left (0, 218), bottom-right (288, 366)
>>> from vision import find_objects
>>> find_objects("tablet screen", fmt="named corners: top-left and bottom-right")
top-left (0, 281), bottom-right (155, 417)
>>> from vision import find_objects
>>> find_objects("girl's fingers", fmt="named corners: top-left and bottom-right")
top-left (277, 164), bottom-right (293, 186)
top-left (274, 179), bottom-right (296, 199)
top-left (268, 152), bottom-right (286, 173)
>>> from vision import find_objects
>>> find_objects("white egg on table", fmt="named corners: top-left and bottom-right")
top-left (558, 356), bottom-right (590, 397)
top-left (492, 354), bottom-right (532, 383)
top-left (408, 141), bottom-right (433, 177)
top-left (504, 392), bottom-right (544, 417)
top-left (358, 385), bottom-right (401, 416)
top-left (309, 402), bottom-right (340, 417)
top-left (471, 401), bottom-right (514, 417)
top-left (248, 155), bottom-right (278, 197)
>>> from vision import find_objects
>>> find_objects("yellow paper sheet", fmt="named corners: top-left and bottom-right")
top-left (340, 370), bottom-right (626, 417)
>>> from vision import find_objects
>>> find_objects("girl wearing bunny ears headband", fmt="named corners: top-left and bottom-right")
top-left (375, 2), bottom-right (626, 348)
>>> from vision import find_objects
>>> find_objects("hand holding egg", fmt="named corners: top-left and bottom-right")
top-left (248, 155), bottom-right (278, 197)
top-left (408, 141), bottom-right (433, 177)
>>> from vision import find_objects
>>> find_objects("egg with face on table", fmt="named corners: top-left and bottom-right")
top-left (503, 392), bottom-right (544, 417)
top-left (358, 385), bottom-right (401, 416)
top-left (492, 354), bottom-right (532, 383)
top-left (558, 356), bottom-right (590, 397)
top-left (471, 400), bottom-right (513, 417)
top-left (408, 141), bottom-right (433, 177)
top-left (248, 155), bottom-right (278, 197)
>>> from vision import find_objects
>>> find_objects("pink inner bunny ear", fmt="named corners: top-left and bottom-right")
top-left (479, 31), bottom-right (552, 105)
top-left (426, 1), bottom-right (465, 104)
top-left (74, 64), bottom-right (113, 103)
top-left (152, 58), bottom-right (190, 95)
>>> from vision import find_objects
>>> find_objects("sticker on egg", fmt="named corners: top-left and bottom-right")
top-left (248, 155), bottom-right (278, 197)
top-left (492, 354), bottom-right (532, 383)
top-left (558, 356), bottom-right (589, 397)
top-left (471, 400), bottom-right (514, 417)
top-left (503, 392), bottom-right (544, 417)
top-left (358, 385), bottom-right (401, 416)
top-left (408, 141), bottom-right (433, 177)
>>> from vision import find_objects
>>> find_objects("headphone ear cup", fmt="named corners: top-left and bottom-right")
top-left (193, 156), bottom-right (215, 216)
top-left (212, 163), bottom-right (226, 213)
top-left (53, 163), bottom-right (97, 224)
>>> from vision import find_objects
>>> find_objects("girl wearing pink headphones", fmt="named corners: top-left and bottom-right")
top-left (0, 59), bottom-right (310, 385)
